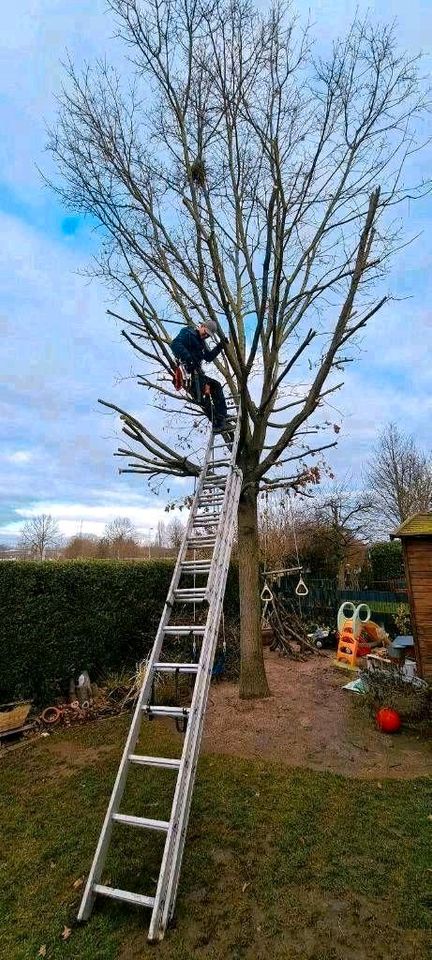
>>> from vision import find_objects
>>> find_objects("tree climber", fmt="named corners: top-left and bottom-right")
top-left (171, 320), bottom-right (231, 434)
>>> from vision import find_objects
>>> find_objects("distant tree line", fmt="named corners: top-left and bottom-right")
top-left (2, 424), bottom-right (430, 580)
top-left (0, 515), bottom-right (186, 561)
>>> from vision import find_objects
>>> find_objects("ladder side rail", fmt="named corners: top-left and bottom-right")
top-left (204, 447), bottom-right (239, 600)
top-left (148, 464), bottom-right (239, 935)
top-left (205, 461), bottom-right (239, 599)
top-left (162, 470), bottom-right (242, 930)
top-left (186, 416), bottom-right (240, 630)
top-left (157, 470), bottom-right (242, 937)
top-left (78, 431), bottom-right (215, 922)
top-left (149, 467), bottom-right (242, 939)
top-left (160, 418), bottom-right (242, 910)
top-left (149, 477), bottom-right (238, 939)
top-left (205, 410), bottom-right (241, 596)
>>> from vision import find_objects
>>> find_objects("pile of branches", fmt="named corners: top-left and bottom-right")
top-left (266, 595), bottom-right (322, 660)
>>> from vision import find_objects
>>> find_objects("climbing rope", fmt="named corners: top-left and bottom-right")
top-left (287, 491), bottom-right (308, 601)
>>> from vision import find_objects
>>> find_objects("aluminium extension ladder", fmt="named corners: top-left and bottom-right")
top-left (78, 402), bottom-right (242, 941)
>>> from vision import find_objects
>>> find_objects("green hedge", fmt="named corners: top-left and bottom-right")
top-left (368, 541), bottom-right (405, 582)
top-left (0, 560), bottom-right (239, 704)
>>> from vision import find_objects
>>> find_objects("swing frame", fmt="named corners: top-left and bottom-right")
top-left (261, 489), bottom-right (309, 599)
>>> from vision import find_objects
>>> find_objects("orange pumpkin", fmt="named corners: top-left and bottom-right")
top-left (376, 707), bottom-right (401, 734)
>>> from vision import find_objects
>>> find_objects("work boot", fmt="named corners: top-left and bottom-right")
top-left (213, 421), bottom-right (235, 446)
top-left (213, 417), bottom-right (231, 433)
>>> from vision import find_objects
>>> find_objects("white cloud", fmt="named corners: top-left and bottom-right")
top-left (3, 499), bottom-right (189, 539)
top-left (3, 450), bottom-right (33, 464)
top-left (1, 0), bottom-right (432, 545)
top-left (0, 0), bottom-right (114, 194)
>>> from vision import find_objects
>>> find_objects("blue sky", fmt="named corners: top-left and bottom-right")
top-left (1, 0), bottom-right (432, 543)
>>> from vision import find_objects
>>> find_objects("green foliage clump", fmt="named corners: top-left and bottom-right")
top-left (0, 559), bottom-right (239, 704)
top-left (368, 541), bottom-right (405, 583)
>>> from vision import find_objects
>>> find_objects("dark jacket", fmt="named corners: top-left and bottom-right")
top-left (171, 327), bottom-right (225, 373)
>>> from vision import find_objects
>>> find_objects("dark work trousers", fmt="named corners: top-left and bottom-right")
top-left (191, 371), bottom-right (227, 425)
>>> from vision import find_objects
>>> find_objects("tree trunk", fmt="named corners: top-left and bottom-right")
top-left (237, 490), bottom-right (271, 699)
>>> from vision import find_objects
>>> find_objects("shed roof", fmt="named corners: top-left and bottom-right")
top-left (390, 513), bottom-right (432, 539)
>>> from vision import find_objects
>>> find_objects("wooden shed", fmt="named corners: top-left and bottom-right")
top-left (391, 513), bottom-right (432, 680)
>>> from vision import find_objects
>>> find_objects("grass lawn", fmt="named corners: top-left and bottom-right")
top-left (0, 714), bottom-right (431, 960)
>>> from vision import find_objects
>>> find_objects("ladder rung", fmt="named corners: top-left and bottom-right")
top-left (174, 594), bottom-right (207, 603)
top-left (153, 662), bottom-right (199, 673)
top-left (181, 566), bottom-right (211, 575)
top-left (173, 596), bottom-right (206, 604)
top-left (187, 540), bottom-right (216, 548)
top-left (199, 489), bottom-right (225, 495)
top-left (164, 626), bottom-right (205, 635)
top-left (181, 559), bottom-right (212, 567)
top-left (193, 517), bottom-right (220, 523)
top-left (143, 705), bottom-right (191, 719)
top-left (193, 517), bottom-right (219, 524)
top-left (129, 754), bottom-right (181, 769)
top-left (194, 520), bottom-right (222, 527)
top-left (93, 884), bottom-right (155, 909)
top-left (174, 589), bottom-right (207, 597)
top-left (194, 512), bottom-right (220, 518)
top-left (112, 813), bottom-right (170, 831)
top-left (204, 480), bottom-right (223, 485)
top-left (187, 536), bottom-right (217, 542)
top-left (181, 559), bottom-right (212, 565)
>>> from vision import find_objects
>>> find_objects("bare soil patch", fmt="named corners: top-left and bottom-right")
top-left (203, 650), bottom-right (432, 779)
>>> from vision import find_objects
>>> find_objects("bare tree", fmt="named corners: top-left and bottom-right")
top-left (366, 423), bottom-right (432, 531)
top-left (308, 482), bottom-right (373, 586)
top-left (104, 516), bottom-right (138, 541)
top-left (259, 483), bottom-right (371, 582)
top-left (166, 517), bottom-right (186, 550)
top-left (19, 514), bottom-right (61, 560)
top-left (104, 516), bottom-right (140, 557)
top-left (63, 534), bottom-right (100, 558)
top-left (49, 0), bottom-right (430, 696)
top-left (155, 520), bottom-right (166, 549)
top-left (259, 490), bottom-right (301, 570)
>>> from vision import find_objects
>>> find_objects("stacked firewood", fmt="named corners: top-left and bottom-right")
top-left (266, 594), bottom-right (322, 660)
